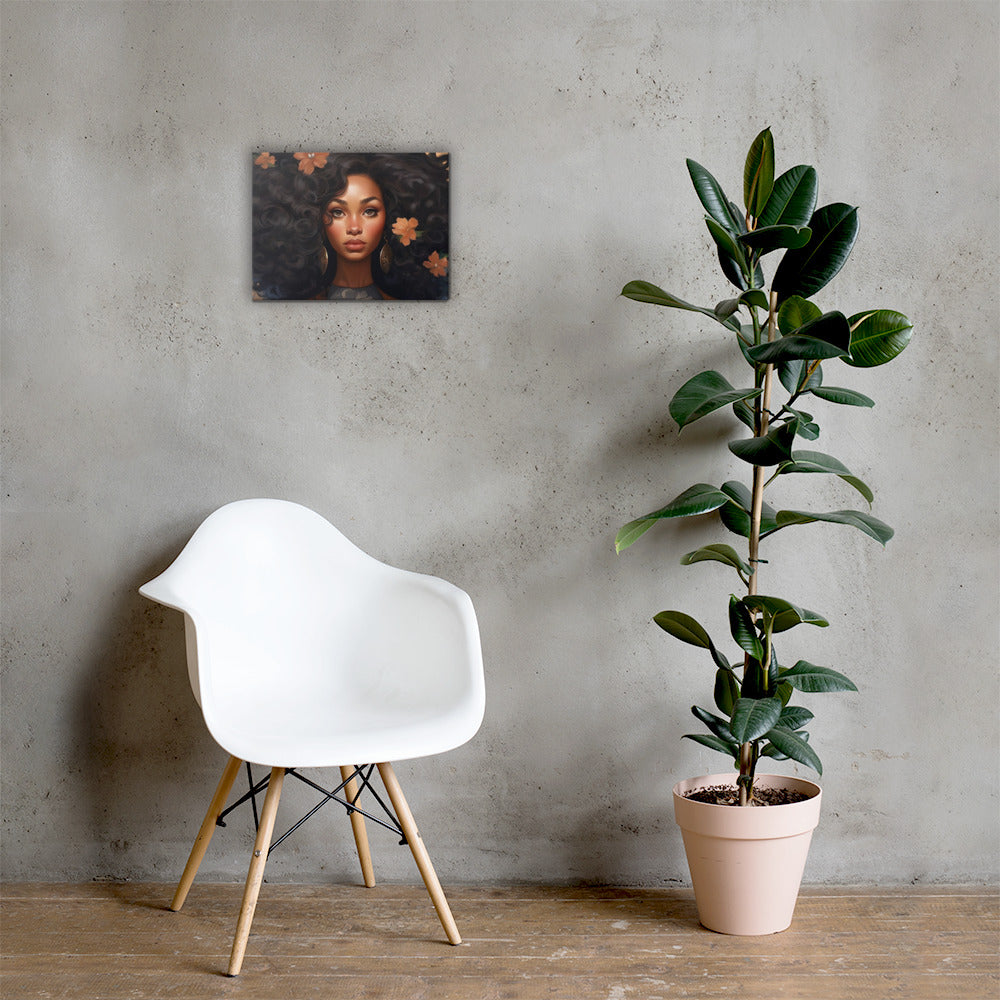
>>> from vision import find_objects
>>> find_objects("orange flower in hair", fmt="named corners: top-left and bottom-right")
top-left (254, 152), bottom-right (276, 169)
top-left (392, 217), bottom-right (420, 246)
top-left (423, 252), bottom-right (448, 277)
top-left (293, 152), bottom-right (329, 175)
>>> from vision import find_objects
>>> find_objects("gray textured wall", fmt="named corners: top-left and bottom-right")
top-left (2, 0), bottom-right (997, 886)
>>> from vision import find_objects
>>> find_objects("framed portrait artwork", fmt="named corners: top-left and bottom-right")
top-left (252, 151), bottom-right (450, 301)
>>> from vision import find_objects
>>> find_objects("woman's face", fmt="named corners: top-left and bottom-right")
top-left (323, 174), bottom-right (386, 263)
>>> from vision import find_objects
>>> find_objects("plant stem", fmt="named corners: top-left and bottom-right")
top-left (759, 292), bottom-right (779, 435)
top-left (740, 289), bottom-right (779, 806)
top-left (762, 620), bottom-right (773, 691)
top-left (739, 742), bottom-right (755, 805)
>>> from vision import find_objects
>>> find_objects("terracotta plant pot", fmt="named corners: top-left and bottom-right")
top-left (673, 772), bottom-right (822, 935)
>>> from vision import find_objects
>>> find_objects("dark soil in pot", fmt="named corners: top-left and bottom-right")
top-left (683, 784), bottom-right (811, 806)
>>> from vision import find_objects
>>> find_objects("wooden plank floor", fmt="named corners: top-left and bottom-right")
top-left (1, 882), bottom-right (997, 999)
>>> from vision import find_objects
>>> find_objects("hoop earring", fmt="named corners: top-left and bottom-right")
top-left (317, 246), bottom-right (329, 275)
top-left (379, 237), bottom-right (393, 275)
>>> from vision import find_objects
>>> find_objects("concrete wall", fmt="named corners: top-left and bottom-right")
top-left (2, 0), bottom-right (997, 886)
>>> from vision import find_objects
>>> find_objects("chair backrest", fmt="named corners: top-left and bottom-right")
top-left (140, 500), bottom-right (395, 698)
top-left (142, 498), bottom-right (377, 608)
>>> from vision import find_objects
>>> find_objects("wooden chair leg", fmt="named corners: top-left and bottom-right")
top-left (340, 765), bottom-right (376, 888)
top-left (170, 754), bottom-right (243, 912)
top-left (227, 766), bottom-right (285, 977)
top-left (376, 761), bottom-right (461, 945)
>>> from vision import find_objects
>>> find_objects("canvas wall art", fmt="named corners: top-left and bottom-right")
top-left (252, 151), bottom-right (450, 301)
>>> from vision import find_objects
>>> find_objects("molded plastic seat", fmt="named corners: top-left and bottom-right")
top-left (140, 499), bottom-right (485, 975)
top-left (140, 498), bottom-right (485, 768)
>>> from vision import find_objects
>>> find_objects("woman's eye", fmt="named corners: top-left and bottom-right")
top-left (364, 208), bottom-right (380, 217)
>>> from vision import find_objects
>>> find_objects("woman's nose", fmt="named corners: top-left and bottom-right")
top-left (347, 216), bottom-right (362, 234)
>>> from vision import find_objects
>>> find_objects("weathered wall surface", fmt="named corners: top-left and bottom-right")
top-left (2, 0), bottom-right (997, 885)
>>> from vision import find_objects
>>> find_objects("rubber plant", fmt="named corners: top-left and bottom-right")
top-left (617, 129), bottom-right (912, 806)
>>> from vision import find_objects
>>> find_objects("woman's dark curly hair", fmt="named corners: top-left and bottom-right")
top-left (252, 152), bottom-right (449, 300)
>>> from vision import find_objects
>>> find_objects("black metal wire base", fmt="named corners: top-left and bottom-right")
top-left (215, 763), bottom-right (407, 854)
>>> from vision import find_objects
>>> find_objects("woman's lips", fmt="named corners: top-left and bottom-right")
top-left (344, 240), bottom-right (366, 251)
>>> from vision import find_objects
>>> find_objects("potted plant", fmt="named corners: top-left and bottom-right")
top-left (617, 128), bottom-right (912, 934)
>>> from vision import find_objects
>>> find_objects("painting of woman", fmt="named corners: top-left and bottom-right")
top-left (252, 152), bottom-right (450, 301)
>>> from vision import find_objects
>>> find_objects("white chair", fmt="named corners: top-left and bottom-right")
top-left (139, 499), bottom-right (485, 976)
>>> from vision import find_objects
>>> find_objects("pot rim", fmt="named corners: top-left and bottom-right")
top-left (672, 771), bottom-right (822, 804)
top-left (673, 773), bottom-right (822, 839)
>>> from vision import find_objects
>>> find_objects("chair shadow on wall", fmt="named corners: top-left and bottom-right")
top-left (76, 540), bottom-right (219, 881)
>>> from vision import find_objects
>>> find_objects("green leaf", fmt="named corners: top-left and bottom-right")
top-left (656, 617), bottom-right (749, 681)
top-left (620, 281), bottom-right (741, 332)
top-left (682, 733), bottom-right (740, 757)
top-left (736, 331), bottom-right (757, 367)
top-left (686, 159), bottom-right (744, 234)
top-left (743, 595), bottom-right (829, 629)
top-left (669, 371), bottom-right (762, 429)
top-left (717, 247), bottom-right (743, 291)
top-left (718, 246), bottom-right (765, 292)
top-left (705, 216), bottom-right (749, 280)
top-left (729, 595), bottom-right (764, 660)
top-left (728, 420), bottom-right (797, 466)
top-left (720, 479), bottom-right (753, 509)
top-left (714, 668), bottom-right (741, 716)
top-left (779, 358), bottom-right (823, 395)
top-left (714, 297), bottom-right (741, 322)
top-left (773, 508), bottom-right (894, 545)
top-left (772, 203), bottom-right (860, 304)
top-left (680, 543), bottom-right (753, 578)
top-left (647, 483), bottom-right (735, 518)
top-left (614, 518), bottom-right (655, 552)
top-left (844, 310), bottom-right (913, 368)
top-left (775, 305), bottom-right (828, 393)
top-left (732, 398), bottom-right (756, 430)
top-left (615, 484), bottom-right (733, 552)
top-left (738, 224), bottom-right (811, 256)
top-left (741, 645), bottom-right (779, 698)
top-left (810, 386), bottom-right (875, 407)
top-left (780, 660), bottom-right (858, 693)
top-left (707, 638), bottom-right (732, 672)
top-left (771, 609), bottom-right (817, 633)
top-left (842, 476), bottom-right (874, 504)
top-left (744, 127), bottom-right (775, 218)
top-left (719, 502), bottom-right (752, 538)
top-left (691, 704), bottom-right (737, 743)
top-left (783, 450), bottom-right (853, 475)
top-left (778, 705), bottom-right (815, 730)
top-left (747, 311), bottom-right (852, 364)
top-left (778, 450), bottom-right (874, 505)
top-left (739, 289), bottom-right (770, 311)
top-left (730, 697), bottom-right (782, 743)
top-left (759, 722), bottom-right (810, 760)
top-left (778, 295), bottom-right (823, 336)
top-left (758, 165), bottom-right (818, 229)
top-left (764, 726), bottom-right (823, 774)
top-left (749, 335), bottom-right (848, 365)
top-left (719, 480), bottom-right (778, 538)
top-left (654, 610), bottom-right (713, 649)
